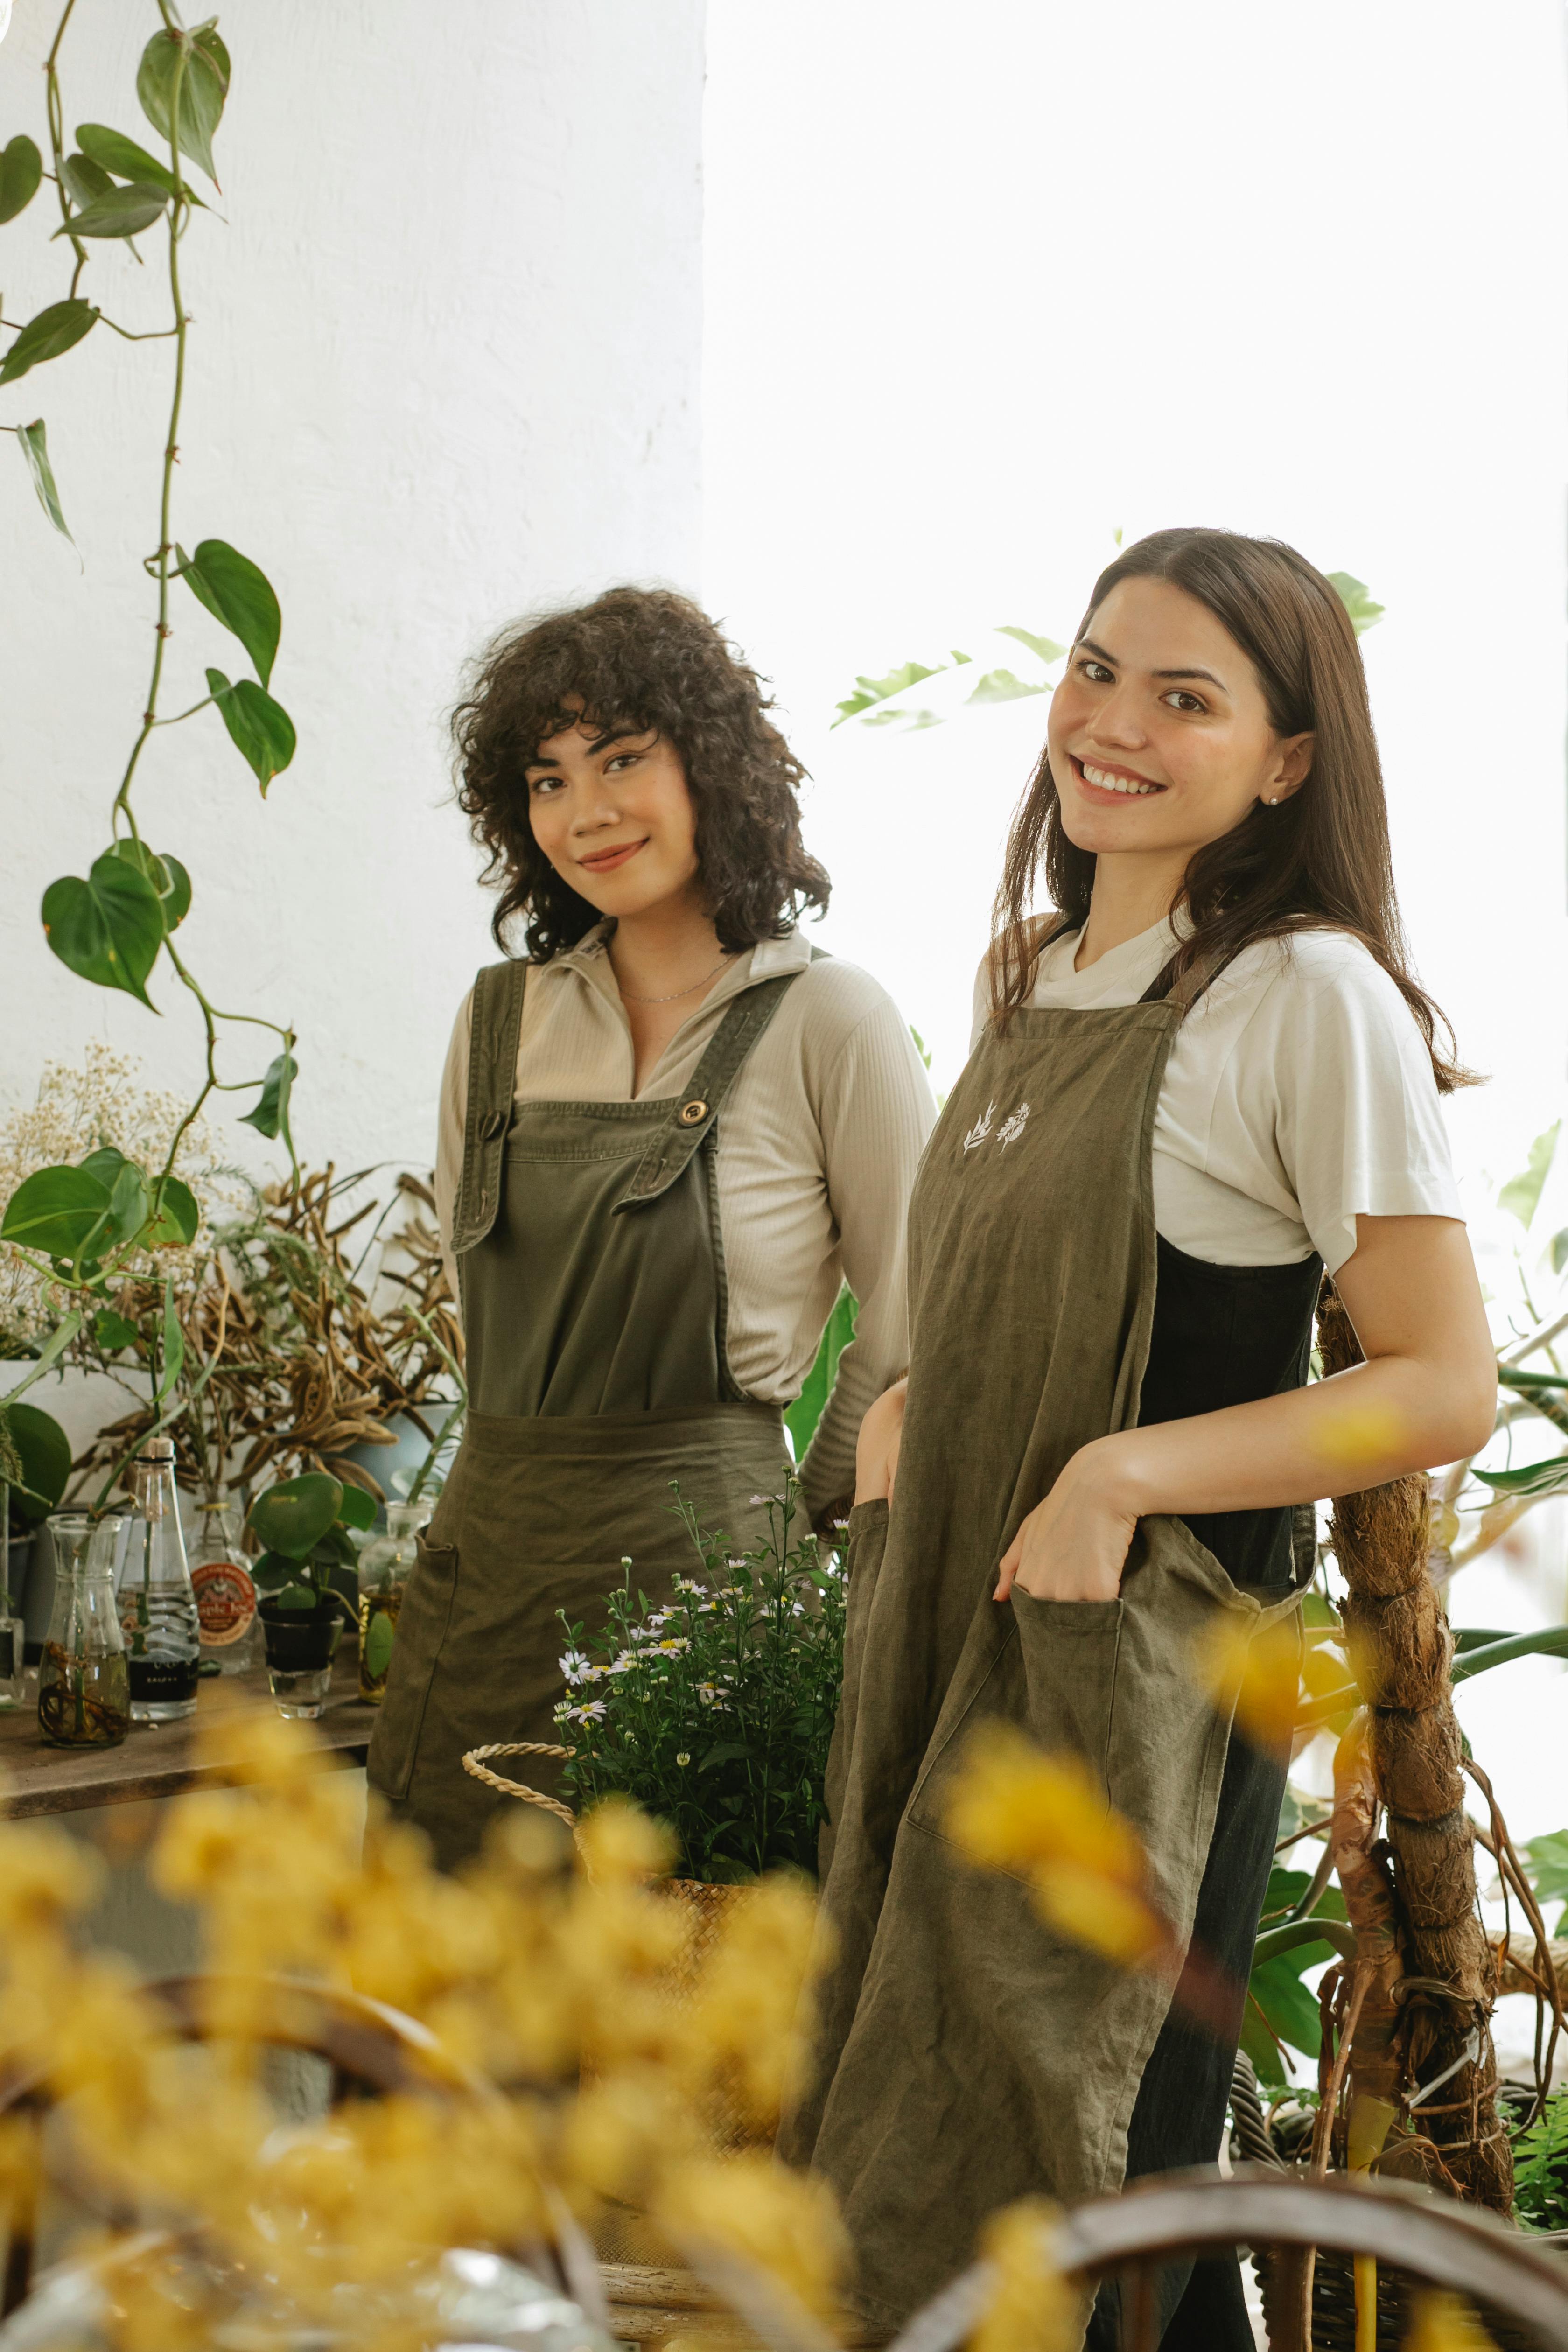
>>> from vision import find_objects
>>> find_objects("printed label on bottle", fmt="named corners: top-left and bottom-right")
top-left (128, 1655), bottom-right (200, 1703)
top-left (192, 1559), bottom-right (258, 1646)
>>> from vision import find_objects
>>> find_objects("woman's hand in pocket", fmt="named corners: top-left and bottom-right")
top-left (855, 1378), bottom-right (908, 1505)
top-left (995, 1442), bottom-right (1139, 1603)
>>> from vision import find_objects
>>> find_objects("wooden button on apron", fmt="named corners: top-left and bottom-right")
top-left (679, 1099), bottom-right (708, 1126)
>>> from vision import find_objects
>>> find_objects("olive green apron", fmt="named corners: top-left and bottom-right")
top-left (781, 951), bottom-right (1307, 2337)
top-left (367, 957), bottom-right (798, 1869)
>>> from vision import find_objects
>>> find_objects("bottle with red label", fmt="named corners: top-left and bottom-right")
top-left (189, 1495), bottom-right (258, 1674)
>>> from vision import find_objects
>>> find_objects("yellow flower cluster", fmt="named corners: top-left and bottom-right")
top-left (970, 2198), bottom-right (1085, 2352)
top-left (1403, 2291), bottom-right (1494, 2351)
top-left (0, 1722), bottom-right (849, 2348)
top-left (1198, 1613), bottom-right (1354, 1749)
top-left (942, 1724), bottom-right (1170, 1969)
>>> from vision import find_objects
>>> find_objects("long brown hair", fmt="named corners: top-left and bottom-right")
top-left (988, 527), bottom-right (1467, 1091)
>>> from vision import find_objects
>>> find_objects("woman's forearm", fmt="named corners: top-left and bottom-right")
top-left (1092, 1352), bottom-right (1496, 1523)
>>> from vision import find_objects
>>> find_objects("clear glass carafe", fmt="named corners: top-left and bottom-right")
top-left (39, 1514), bottom-right (130, 1747)
top-left (190, 1495), bottom-right (258, 1674)
top-left (120, 1436), bottom-right (200, 1721)
top-left (0, 1499), bottom-right (23, 1709)
top-left (356, 1499), bottom-right (430, 1704)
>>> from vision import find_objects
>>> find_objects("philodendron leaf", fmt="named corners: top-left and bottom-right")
top-left (1328, 573), bottom-right (1385, 637)
top-left (0, 1400), bottom-right (72, 1522)
top-left (336, 1483), bottom-right (378, 1533)
top-left (75, 122), bottom-right (207, 206)
top-left (206, 668), bottom-right (295, 791)
top-left (60, 153), bottom-right (114, 210)
top-left (15, 420), bottom-right (73, 546)
top-left (832, 658), bottom-right (944, 727)
top-left (42, 850), bottom-right (165, 1006)
top-left (178, 542), bottom-right (280, 686)
top-left (997, 625), bottom-right (1068, 667)
top-left (0, 135), bottom-right (43, 224)
top-left (53, 180), bottom-right (169, 241)
top-left (0, 298), bottom-right (99, 387)
top-left (145, 1176), bottom-right (200, 1248)
top-left (1471, 1456), bottom-right (1568, 1500)
top-left (966, 667), bottom-right (1048, 705)
top-left (1499, 1122), bottom-right (1561, 1230)
top-left (136, 26), bottom-right (230, 186)
top-left (105, 839), bottom-right (191, 931)
top-left (0, 1164), bottom-right (112, 1260)
top-left (239, 1052), bottom-right (297, 1144)
top-left (248, 1472), bottom-right (343, 1562)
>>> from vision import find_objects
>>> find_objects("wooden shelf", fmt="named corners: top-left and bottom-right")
top-left (0, 1656), bottom-right (376, 1820)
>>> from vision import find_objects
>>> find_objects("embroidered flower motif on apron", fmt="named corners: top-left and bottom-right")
top-left (782, 938), bottom-right (1320, 2343)
top-left (367, 957), bottom-right (802, 1870)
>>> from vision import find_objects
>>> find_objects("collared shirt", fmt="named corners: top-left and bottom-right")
top-left (436, 923), bottom-right (937, 1514)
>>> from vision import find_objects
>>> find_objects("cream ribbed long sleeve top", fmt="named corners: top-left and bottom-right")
top-left (435, 923), bottom-right (936, 1516)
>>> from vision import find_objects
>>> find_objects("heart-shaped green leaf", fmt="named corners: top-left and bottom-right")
top-left (336, 1482), bottom-right (378, 1533)
top-left (93, 1309), bottom-right (141, 1353)
top-left (273, 1582), bottom-right (320, 1611)
top-left (136, 26), bottom-right (229, 185)
top-left (240, 1052), bottom-right (297, 1143)
top-left (42, 851), bottom-right (165, 1006)
top-left (0, 299), bottom-right (99, 387)
top-left (248, 1472), bottom-right (343, 1561)
top-left (15, 419), bottom-right (74, 546)
top-left (0, 1163), bottom-right (112, 1259)
top-left (206, 668), bottom-right (295, 791)
top-left (53, 180), bottom-right (169, 241)
top-left (0, 1401), bottom-right (72, 1523)
top-left (60, 152), bottom-right (114, 210)
top-left (179, 542), bottom-right (280, 686)
top-left (251, 1551), bottom-right (300, 1592)
top-left (151, 1279), bottom-right (184, 1403)
top-left (0, 134), bottom-right (42, 224)
top-left (105, 839), bottom-right (191, 931)
top-left (102, 1157), bottom-right (152, 1253)
top-left (75, 122), bottom-right (206, 206)
top-left (364, 1610), bottom-right (396, 1678)
top-left (145, 1176), bottom-right (200, 1248)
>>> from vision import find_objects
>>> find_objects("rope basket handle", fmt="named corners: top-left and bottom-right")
top-left (462, 1741), bottom-right (578, 1830)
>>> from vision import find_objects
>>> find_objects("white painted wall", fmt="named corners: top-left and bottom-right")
top-left (1, 0), bottom-right (705, 1180)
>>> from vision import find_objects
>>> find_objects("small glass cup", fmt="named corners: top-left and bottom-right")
top-left (39, 1514), bottom-right (131, 1748)
top-left (266, 1661), bottom-right (333, 1720)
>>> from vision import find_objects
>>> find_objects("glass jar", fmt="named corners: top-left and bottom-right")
top-left (189, 1496), bottom-right (258, 1674)
top-left (0, 1504), bottom-right (23, 1709)
top-left (355, 1500), bottom-right (430, 1704)
top-left (120, 1436), bottom-right (200, 1722)
top-left (39, 1514), bottom-right (130, 1747)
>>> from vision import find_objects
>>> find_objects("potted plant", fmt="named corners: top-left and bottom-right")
top-left (246, 1471), bottom-right (376, 1717)
top-left (553, 1480), bottom-right (846, 1885)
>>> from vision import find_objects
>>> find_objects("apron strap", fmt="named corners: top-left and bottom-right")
top-left (614, 968), bottom-right (808, 1212)
top-left (1139, 944), bottom-right (1233, 1014)
top-left (452, 958), bottom-right (528, 1257)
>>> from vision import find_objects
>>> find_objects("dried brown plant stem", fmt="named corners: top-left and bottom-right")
top-left (1317, 1278), bottom-right (1510, 2212)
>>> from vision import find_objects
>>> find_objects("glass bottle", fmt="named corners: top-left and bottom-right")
top-left (120, 1436), bottom-right (200, 1722)
top-left (189, 1495), bottom-right (258, 1674)
top-left (356, 1499), bottom-right (430, 1704)
top-left (39, 1514), bottom-right (130, 1747)
top-left (0, 1489), bottom-right (23, 1709)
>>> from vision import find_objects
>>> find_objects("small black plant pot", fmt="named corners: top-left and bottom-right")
top-left (259, 1594), bottom-right (345, 1673)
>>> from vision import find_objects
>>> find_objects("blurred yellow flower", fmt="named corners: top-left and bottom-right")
top-left (1198, 1614), bottom-right (1354, 1747)
top-left (1403, 2291), bottom-right (1492, 2351)
top-left (1311, 1394), bottom-right (1407, 1477)
top-left (970, 2197), bottom-right (1083, 2352)
top-left (944, 1726), bottom-right (1169, 1969)
top-left (656, 2152), bottom-right (848, 2324)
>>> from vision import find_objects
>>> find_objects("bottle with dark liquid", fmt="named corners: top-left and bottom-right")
top-left (121, 1436), bottom-right (200, 1722)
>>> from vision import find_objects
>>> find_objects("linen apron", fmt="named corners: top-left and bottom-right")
top-left (367, 958), bottom-right (797, 1870)
top-left (782, 944), bottom-right (1318, 2344)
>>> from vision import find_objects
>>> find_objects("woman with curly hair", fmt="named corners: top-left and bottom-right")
top-left (368, 586), bottom-right (936, 1867)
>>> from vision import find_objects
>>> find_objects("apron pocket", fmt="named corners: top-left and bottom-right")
top-left (1010, 1590), bottom-right (1123, 1786)
top-left (365, 1537), bottom-right (459, 1803)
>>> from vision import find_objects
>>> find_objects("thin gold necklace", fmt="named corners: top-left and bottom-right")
top-left (615, 949), bottom-right (734, 1006)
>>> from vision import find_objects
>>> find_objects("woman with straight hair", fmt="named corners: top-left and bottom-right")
top-left (782, 529), bottom-right (1497, 2347)
top-left (368, 587), bottom-right (934, 1870)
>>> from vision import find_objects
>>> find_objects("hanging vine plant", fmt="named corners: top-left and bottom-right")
top-left (0, 3), bottom-right (300, 1505)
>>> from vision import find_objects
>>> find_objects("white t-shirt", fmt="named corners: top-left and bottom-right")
top-left (968, 918), bottom-right (1461, 1275)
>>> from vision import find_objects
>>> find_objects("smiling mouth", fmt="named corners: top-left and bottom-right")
top-left (1070, 754), bottom-right (1166, 798)
top-left (578, 839), bottom-right (648, 873)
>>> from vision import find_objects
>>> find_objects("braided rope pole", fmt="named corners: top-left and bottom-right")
top-left (1317, 1279), bottom-right (1511, 2211)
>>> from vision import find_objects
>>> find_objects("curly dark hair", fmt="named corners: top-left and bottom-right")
top-left (451, 586), bottom-right (830, 960)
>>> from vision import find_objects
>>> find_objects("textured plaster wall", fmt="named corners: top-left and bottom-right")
top-left (0, 0), bottom-right (705, 1180)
